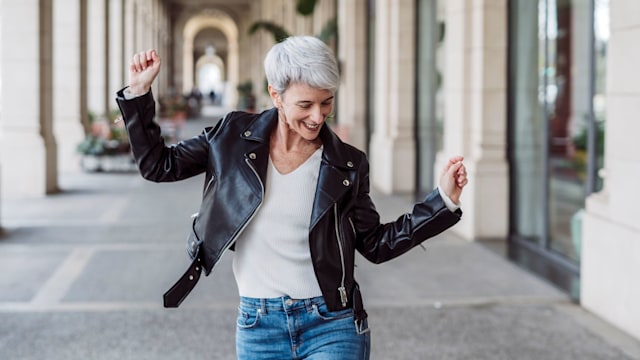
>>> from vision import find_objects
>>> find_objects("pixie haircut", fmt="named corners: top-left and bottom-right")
top-left (264, 36), bottom-right (340, 95)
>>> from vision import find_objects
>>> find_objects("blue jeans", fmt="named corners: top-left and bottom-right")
top-left (236, 296), bottom-right (371, 360)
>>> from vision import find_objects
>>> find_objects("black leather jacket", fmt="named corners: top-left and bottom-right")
top-left (116, 89), bottom-right (462, 313)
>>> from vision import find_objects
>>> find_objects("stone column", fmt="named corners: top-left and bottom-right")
top-left (313, 0), bottom-right (335, 40)
top-left (88, 0), bottom-right (109, 119)
top-left (123, 0), bottom-right (135, 67)
top-left (435, 0), bottom-right (509, 240)
top-left (135, 1), bottom-right (145, 58)
top-left (250, 0), bottom-right (276, 110)
top-left (109, 0), bottom-right (124, 102)
top-left (54, 0), bottom-right (85, 173)
top-left (581, 0), bottom-right (640, 341)
top-left (156, 1), bottom-right (170, 96)
top-left (226, 28), bottom-right (240, 109)
top-left (369, 0), bottom-right (416, 193)
top-left (182, 41), bottom-right (194, 95)
top-left (336, 0), bottom-right (367, 150)
top-left (1, 0), bottom-right (58, 197)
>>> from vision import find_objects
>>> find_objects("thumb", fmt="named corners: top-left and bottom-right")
top-left (150, 50), bottom-right (160, 63)
top-left (447, 161), bottom-right (463, 177)
top-left (144, 50), bottom-right (160, 72)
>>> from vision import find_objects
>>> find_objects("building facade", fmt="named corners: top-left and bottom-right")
top-left (0, 0), bottom-right (638, 341)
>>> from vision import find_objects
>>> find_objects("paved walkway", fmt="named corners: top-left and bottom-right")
top-left (1, 105), bottom-right (639, 359)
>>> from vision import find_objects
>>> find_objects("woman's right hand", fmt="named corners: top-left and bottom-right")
top-left (128, 49), bottom-right (161, 96)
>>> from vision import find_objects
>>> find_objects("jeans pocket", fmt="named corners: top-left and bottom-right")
top-left (312, 303), bottom-right (354, 321)
top-left (237, 307), bottom-right (262, 329)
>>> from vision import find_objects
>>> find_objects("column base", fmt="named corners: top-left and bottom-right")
top-left (582, 193), bottom-right (640, 341)
top-left (1, 131), bottom-right (57, 198)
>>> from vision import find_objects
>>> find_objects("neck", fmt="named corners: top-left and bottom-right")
top-left (272, 118), bottom-right (321, 153)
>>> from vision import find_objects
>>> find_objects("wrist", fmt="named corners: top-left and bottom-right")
top-left (128, 84), bottom-right (150, 96)
top-left (437, 186), bottom-right (460, 211)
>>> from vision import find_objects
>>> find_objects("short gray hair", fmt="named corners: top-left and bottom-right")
top-left (264, 36), bottom-right (340, 94)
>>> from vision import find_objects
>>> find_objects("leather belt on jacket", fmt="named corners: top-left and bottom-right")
top-left (163, 246), bottom-right (369, 332)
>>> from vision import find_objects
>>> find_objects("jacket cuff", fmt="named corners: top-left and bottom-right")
top-left (115, 87), bottom-right (155, 121)
top-left (437, 186), bottom-right (460, 212)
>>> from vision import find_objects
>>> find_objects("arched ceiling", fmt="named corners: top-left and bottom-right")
top-left (193, 27), bottom-right (228, 60)
top-left (163, 0), bottom-right (253, 21)
top-left (164, 0), bottom-right (253, 4)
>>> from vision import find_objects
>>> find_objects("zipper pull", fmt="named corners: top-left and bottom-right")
top-left (338, 286), bottom-right (348, 307)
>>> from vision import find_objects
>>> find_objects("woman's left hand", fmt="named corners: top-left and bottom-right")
top-left (439, 156), bottom-right (468, 205)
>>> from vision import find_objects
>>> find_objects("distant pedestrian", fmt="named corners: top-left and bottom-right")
top-left (116, 36), bottom-right (468, 360)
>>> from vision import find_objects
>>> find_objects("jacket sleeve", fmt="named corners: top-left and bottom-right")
top-left (353, 158), bottom-right (462, 264)
top-left (115, 88), bottom-right (210, 182)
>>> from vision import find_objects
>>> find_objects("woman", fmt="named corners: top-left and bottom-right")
top-left (117, 36), bottom-right (468, 360)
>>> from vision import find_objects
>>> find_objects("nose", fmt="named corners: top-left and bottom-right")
top-left (309, 107), bottom-right (324, 123)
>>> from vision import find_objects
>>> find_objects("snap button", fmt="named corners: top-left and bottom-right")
top-left (249, 153), bottom-right (257, 160)
top-left (343, 179), bottom-right (350, 186)
top-left (244, 130), bottom-right (252, 137)
top-left (189, 275), bottom-right (194, 281)
top-left (346, 161), bottom-right (354, 168)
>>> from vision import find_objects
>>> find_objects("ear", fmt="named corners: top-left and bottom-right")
top-left (267, 84), bottom-right (281, 108)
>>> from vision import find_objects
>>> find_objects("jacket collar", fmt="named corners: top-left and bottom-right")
top-left (241, 108), bottom-right (277, 144)
top-left (241, 107), bottom-right (359, 230)
top-left (242, 107), bottom-right (357, 170)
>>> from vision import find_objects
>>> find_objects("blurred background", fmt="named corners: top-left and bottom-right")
top-left (0, 0), bottom-right (639, 358)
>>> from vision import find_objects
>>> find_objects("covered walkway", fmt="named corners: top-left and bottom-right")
top-left (1, 106), bottom-right (639, 359)
top-left (2, 0), bottom-right (640, 356)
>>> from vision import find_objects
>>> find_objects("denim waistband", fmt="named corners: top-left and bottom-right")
top-left (239, 296), bottom-right (326, 314)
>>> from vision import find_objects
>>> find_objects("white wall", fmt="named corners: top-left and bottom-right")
top-left (581, 0), bottom-right (640, 341)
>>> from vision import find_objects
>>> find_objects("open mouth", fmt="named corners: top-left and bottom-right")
top-left (304, 122), bottom-right (320, 130)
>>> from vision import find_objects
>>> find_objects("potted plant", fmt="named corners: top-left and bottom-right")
top-left (76, 110), bottom-right (135, 172)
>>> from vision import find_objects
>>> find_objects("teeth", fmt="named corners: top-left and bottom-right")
top-left (305, 122), bottom-right (319, 129)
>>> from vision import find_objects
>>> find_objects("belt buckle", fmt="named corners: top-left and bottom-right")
top-left (354, 319), bottom-right (370, 335)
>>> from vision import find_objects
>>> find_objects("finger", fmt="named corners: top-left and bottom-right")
top-left (150, 50), bottom-right (161, 69)
top-left (134, 51), bottom-right (147, 71)
top-left (447, 156), bottom-right (464, 165)
top-left (131, 53), bottom-right (140, 72)
top-left (447, 161), bottom-right (464, 177)
top-left (443, 156), bottom-right (464, 172)
top-left (139, 51), bottom-right (148, 70)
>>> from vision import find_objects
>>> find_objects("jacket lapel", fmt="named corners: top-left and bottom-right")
top-left (239, 108), bottom-right (358, 230)
top-left (310, 124), bottom-right (358, 230)
top-left (240, 108), bottom-right (278, 189)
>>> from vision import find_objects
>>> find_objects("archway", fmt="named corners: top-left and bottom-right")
top-left (196, 50), bottom-right (225, 105)
top-left (182, 9), bottom-right (239, 108)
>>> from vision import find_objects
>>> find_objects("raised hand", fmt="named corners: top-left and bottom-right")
top-left (128, 49), bottom-right (161, 96)
top-left (438, 156), bottom-right (468, 205)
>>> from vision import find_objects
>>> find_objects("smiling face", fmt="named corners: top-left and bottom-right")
top-left (270, 82), bottom-right (334, 142)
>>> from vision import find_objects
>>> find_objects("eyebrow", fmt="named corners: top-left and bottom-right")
top-left (296, 96), bottom-right (335, 105)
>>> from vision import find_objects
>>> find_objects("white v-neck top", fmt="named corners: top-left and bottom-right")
top-left (232, 147), bottom-right (323, 299)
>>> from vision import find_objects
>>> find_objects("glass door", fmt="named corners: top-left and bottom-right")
top-left (415, 0), bottom-right (445, 197)
top-left (508, 0), bottom-right (608, 300)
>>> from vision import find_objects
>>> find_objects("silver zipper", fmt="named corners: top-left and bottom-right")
top-left (334, 204), bottom-right (348, 307)
top-left (208, 157), bottom-right (264, 268)
top-left (348, 217), bottom-right (356, 237)
top-left (203, 175), bottom-right (216, 195)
